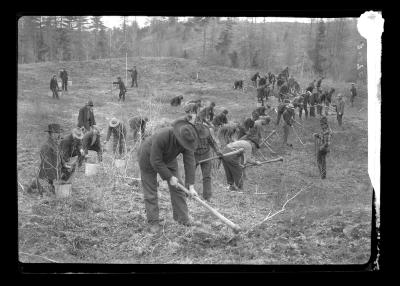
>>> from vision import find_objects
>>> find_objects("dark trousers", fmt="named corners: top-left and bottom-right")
top-left (138, 152), bottom-right (189, 225)
top-left (317, 104), bottom-right (323, 116)
top-left (282, 123), bottom-right (290, 145)
top-left (195, 151), bottom-right (212, 200)
top-left (317, 149), bottom-right (328, 178)
top-left (113, 138), bottom-right (126, 157)
top-left (62, 79), bottom-right (68, 91)
top-left (350, 96), bottom-right (355, 106)
top-left (310, 105), bottom-right (315, 117)
top-left (28, 177), bottom-right (54, 195)
top-left (337, 114), bottom-right (343, 126)
top-left (131, 77), bottom-right (138, 87)
top-left (119, 91), bottom-right (126, 102)
top-left (221, 147), bottom-right (244, 189)
top-left (52, 89), bottom-right (59, 99)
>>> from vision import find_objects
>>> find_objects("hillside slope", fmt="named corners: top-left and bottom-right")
top-left (17, 57), bottom-right (372, 265)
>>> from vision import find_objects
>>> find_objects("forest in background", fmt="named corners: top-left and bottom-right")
top-left (18, 16), bottom-right (367, 83)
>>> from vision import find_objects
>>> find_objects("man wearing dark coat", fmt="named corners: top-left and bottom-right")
top-left (50, 74), bottom-right (60, 99)
top-left (233, 80), bottom-right (243, 90)
top-left (251, 72), bottom-right (260, 87)
top-left (77, 100), bottom-right (96, 133)
top-left (59, 68), bottom-right (68, 91)
top-left (282, 104), bottom-right (295, 148)
top-left (128, 66), bottom-right (138, 88)
top-left (26, 124), bottom-right (70, 195)
top-left (306, 79), bottom-right (316, 94)
top-left (302, 91), bottom-right (311, 119)
top-left (313, 116), bottom-right (332, 179)
top-left (350, 83), bottom-right (357, 107)
top-left (170, 95), bottom-right (184, 106)
top-left (104, 118), bottom-right (127, 158)
top-left (212, 109), bottom-right (229, 128)
top-left (184, 100), bottom-right (202, 115)
top-left (197, 102), bottom-right (216, 126)
top-left (137, 118), bottom-right (200, 233)
top-left (129, 116), bottom-right (149, 141)
top-left (113, 77), bottom-right (127, 102)
top-left (309, 92), bottom-right (318, 117)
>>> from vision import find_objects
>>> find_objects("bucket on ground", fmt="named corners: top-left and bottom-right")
top-left (54, 183), bottom-right (72, 198)
top-left (68, 80), bottom-right (72, 86)
top-left (47, 91), bottom-right (53, 97)
top-left (85, 163), bottom-right (99, 176)
top-left (114, 159), bottom-right (126, 169)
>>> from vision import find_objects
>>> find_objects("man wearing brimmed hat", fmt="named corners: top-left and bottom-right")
top-left (104, 118), bottom-right (127, 158)
top-left (81, 125), bottom-right (103, 163)
top-left (194, 122), bottom-right (223, 202)
top-left (350, 83), bottom-right (357, 107)
top-left (313, 116), bottom-right (332, 179)
top-left (335, 93), bottom-right (345, 128)
top-left (50, 74), bottom-right (60, 99)
top-left (113, 77), bottom-right (127, 102)
top-left (309, 92), bottom-right (318, 117)
top-left (282, 103), bottom-right (295, 147)
top-left (275, 100), bottom-right (290, 125)
top-left (251, 72), bottom-right (260, 87)
top-left (129, 116), bottom-right (149, 142)
top-left (78, 100), bottom-right (96, 133)
top-left (302, 91), bottom-right (311, 119)
top-left (26, 124), bottom-right (66, 195)
top-left (59, 127), bottom-right (85, 169)
top-left (306, 79), bottom-right (316, 94)
top-left (137, 118), bottom-right (200, 233)
top-left (293, 93), bottom-right (305, 120)
top-left (324, 88), bottom-right (335, 116)
top-left (221, 135), bottom-right (261, 191)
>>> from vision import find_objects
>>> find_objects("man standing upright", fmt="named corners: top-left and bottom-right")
top-left (194, 122), bottom-right (223, 202)
top-left (350, 83), bottom-right (357, 107)
top-left (60, 68), bottom-right (68, 91)
top-left (77, 100), bottom-right (96, 133)
top-left (50, 74), bottom-right (60, 99)
top-left (113, 77), bottom-right (127, 102)
top-left (282, 104), bottom-right (295, 148)
top-left (313, 116), bottom-right (332, 179)
top-left (335, 93), bottom-right (345, 128)
top-left (137, 118), bottom-right (200, 233)
top-left (129, 66), bottom-right (138, 88)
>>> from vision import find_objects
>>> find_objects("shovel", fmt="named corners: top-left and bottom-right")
top-left (176, 183), bottom-right (241, 233)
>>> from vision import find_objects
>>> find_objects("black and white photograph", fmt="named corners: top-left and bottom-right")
top-left (17, 14), bottom-right (381, 268)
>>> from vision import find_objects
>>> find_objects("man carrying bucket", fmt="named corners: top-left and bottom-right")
top-left (137, 118), bottom-right (200, 233)
top-left (77, 100), bottom-right (96, 133)
top-left (59, 127), bottom-right (85, 169)
top-left (26, 124), bottom-right (74, 195)
top-left (104, 118), bottom-right (127, 158)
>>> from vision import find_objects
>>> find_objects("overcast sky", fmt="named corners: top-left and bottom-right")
top-left (102, 16), bottom-right (314, 29)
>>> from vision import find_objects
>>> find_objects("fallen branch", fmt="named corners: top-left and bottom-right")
top-left (18, 181), bottom-right (25, 192)
top-left (243, 183), bottom-right (313, 235)
top-left (19, 252), bottom-right (59, 263)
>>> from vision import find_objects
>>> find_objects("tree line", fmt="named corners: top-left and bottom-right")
top-left (18, 16), bottom-right (367, 83)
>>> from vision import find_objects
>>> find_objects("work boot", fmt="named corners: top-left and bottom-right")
top-left (228, 185), bottom-right (237, 191)
top-left (179, 218), bottom-right (202, 227)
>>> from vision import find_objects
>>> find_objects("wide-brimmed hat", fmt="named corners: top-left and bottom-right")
top-left (109, 118), bottom-right (120, 128)
top-left (222, 109), bottom-right (228, 114)
top-left (172, 119), bottom-right (199, 152)
top-left (72, 127), bottom-right (84, 140)
top-left (87, 100), bottom-right (94, 107)
top-left (44, 123), bottom-right (63, 133)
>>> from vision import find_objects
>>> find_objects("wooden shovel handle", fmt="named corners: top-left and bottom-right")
top-left (176, 183), bottom-right (241, 233)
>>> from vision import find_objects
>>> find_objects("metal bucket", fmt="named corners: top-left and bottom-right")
top-left (48, 91), bottom-right (53, 97)
top-left (85, 163), bottom-right (99, 176)
top-left (68, 80), bottom-right (72, 86)
top-left (54, 183), bottom-right (72, 198)
top-left (114, 159), bottom-right (126, 169)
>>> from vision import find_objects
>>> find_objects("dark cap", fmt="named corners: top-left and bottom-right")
top-left (87, 100), bottom-right (94, 107)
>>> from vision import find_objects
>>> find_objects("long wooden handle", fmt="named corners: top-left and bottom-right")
top-left (197, 148), bottom-right (244, 164)
top-left (176, 183), bottom-right (241, 233)
top-left (245, 157), bottom-right (283, 168)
